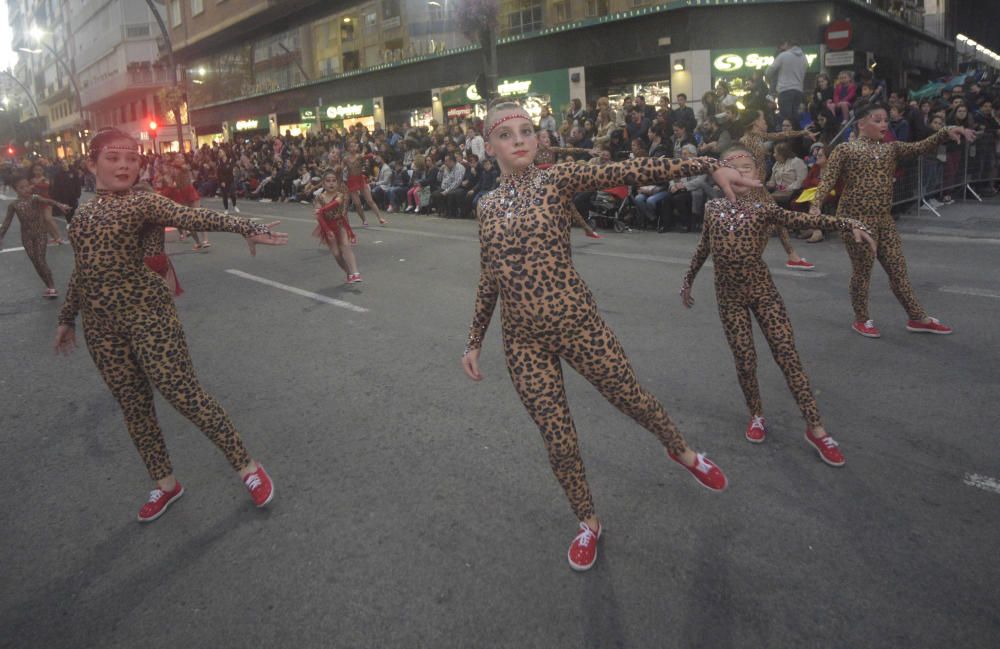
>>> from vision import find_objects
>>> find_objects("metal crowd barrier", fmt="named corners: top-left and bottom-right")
top-left (890, 140), bottom-right (999, 217)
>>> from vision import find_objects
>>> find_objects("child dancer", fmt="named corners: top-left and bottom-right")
top-left (810, 104), bottom-right (976, 337)
top-left (30, 163), bottom-right (64, 244)
top-left (0, 176), bottom-right (71, 298)
top-left (462, 101), bottom-right (759, 572)
top-left (739, 109), bottom-right (816, 270)
top-left (53, 129), bottom-right (288, 523)
top-left (681, 145), bottom-right (876, 464)
top-left (345, 141), bottom-right (388, 226)
top-left (313, 169), bottom-right (362, 283)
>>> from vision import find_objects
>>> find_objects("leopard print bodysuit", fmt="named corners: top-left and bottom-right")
top-left (468, 157), bottom-right (720, 522)
top-left (684, 195), bottom-right (867, 429)
top-left (740, 130), bottom-right (811, 256)
top-left (59, 189), bottom-right (271, 481)
top-left (813, 128), bottom-right (953, 322)
top-left (1, 196), bottom-right (61, 288)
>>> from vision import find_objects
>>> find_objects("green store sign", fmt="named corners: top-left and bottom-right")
top-left (440, 68), bottom-right (570, 114)
top-left (234, 116), bottom-right (269, 131)
top-left (299, 108), bottom-right (318, 121)
top-left (300, 100), bottom-right (374, 123)
top-left (711, 46), bottom-right (820, 79)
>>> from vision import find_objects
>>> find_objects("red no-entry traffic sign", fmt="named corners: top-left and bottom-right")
top-left (825, 20), bottom-right (853, 51)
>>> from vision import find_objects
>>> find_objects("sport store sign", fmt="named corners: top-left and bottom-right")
top-left (710, 46), bottom-right (821, 81)
top-left (300, 100), bottom-right (374, 123)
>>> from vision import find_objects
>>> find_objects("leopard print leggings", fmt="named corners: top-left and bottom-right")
top-left (503, 308), bottom-right (687, 522)
top-left (23, 236), bottom-right (54, 287)
top-left (83, 306), bottom-right (251, 481)
top-left (719, 292), bottom-right (822, 429)
top-left (841, 215), bottom-right (926, 322)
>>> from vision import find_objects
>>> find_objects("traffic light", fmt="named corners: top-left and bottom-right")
top-left (6, 145), bottom-right (13, 156)
top-left (148, 120), bottom-right (158, 133)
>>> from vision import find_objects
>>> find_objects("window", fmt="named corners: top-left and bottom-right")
top-left (585, 0), bottom-right (608, 17)
top-left (190, 0), bottom-right (203, 16)
top-left (125, 23), bottom-right (151, 38)
top-left (551, 1), bottom-right (569, 22)
top-left (381, 0), bottom-right (401, 28)
top-left (340, 17), bottom-right (355, 41)
top-left (342, 51), bottom-right (360, 72)
top-left (364, 11), bottom-right (377, 34)
top-left (170, 0), bottom-right (182, 27)
top-left (504, 0), bottom-right (543, 37)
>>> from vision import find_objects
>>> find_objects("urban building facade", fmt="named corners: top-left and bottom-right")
top-left (168, 0), bottom-right (969, 145)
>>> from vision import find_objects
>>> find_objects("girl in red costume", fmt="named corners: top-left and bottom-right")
top-left (313, 169), bottom-right (362, 283)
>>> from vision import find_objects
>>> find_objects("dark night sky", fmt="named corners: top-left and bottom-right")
top-left (952, 1), bottom-right (1000, 51)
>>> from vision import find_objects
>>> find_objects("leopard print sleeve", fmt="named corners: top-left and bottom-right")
top-left (58, 268), bottom-right (80, 326)
top-left (466, 208), bottom-right (499, 353)
top-left (811, 144), bottom-right (847, 211)
top-left (682, 200), bottom-right (716, 289)
top-left (890, 127), bottom-right (952, 160)
top-left (761, 201), bottom-right (869, 234)
top-left (140, 192), bottom-right (270, 236)
top-left (547, 156), bottom-right (719, 194)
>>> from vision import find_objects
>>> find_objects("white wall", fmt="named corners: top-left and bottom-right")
top-left (670, 50), bottom-right (712, 110)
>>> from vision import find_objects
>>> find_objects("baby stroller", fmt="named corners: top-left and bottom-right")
top-left (587, 185), bottom-right (636, 233)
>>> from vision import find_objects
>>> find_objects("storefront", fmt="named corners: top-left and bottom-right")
top-left (710, 45), bottom-right (821, 97)
top-left (317, 100), bottom-right (376, 131)
top-left (278, 109), bottom-right (315, 138)
top-left (230, 115), bottom-right (271, 140)
top-left (440, 68), bottom-right (571, 125)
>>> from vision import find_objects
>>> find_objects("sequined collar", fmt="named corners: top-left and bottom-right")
top-left (499, 164), bottom-right (543, 190)
top-left (95, 188), bottom-right (134, 198)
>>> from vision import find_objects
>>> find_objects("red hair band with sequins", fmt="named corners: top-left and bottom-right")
top-left (485, 112), bottom-right (532, 140)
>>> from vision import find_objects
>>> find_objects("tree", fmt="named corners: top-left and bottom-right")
top-left (456, 0), bottom-right (500, 103)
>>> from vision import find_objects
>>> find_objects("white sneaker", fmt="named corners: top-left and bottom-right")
top-left (928, 198), bottom-right (943, 208)
top-left (260, 198), bottom-right (272, 203)
top-left (224, 208), bottom-right (230, 214)
top-left (234, 206), bottom-right (241, 213)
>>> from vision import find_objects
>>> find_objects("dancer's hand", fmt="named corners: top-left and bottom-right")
top-left (711, 166), bottom-right (761, 202)
top-left (462, 348), bottom-right (483, 381)
top-left (680, 285), bottom-right (695, 309)
top-left (808, 205), bottom-right (821, 217)
top-left (54, 325), bottom-right (76, 356)
top-left (803, 130), bottom-right (817, 141)
top-left (948, 126), bottom-right (977, 143)
top-left (246, 221), bottom-right (288, 256)
top-left (852, 226), bottom-right (877, 255)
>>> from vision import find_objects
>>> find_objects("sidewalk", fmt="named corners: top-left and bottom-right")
top-left (896, 193), bottom-right (1000, 240)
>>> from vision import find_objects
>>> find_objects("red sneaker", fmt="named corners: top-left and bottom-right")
top-left (137, 482), bottom-right (184, 523)
top-left (43, 288), bottom-right (58, 299)
top-left (669, 452), bottom-right (728, 491)
top-left (745, 415), bottom-right (767, 443)
top-left (244, 464), bottom-right (274, 507)
top-left (348, 273), bottom-right (364, 283)
top-left (805, 430), bottom-right (845, 467)
top-left (906, 317), bottom-right (952, 335)
top-left (785, 258), bottom-right (815, 271)
top-left (585, 231), bottom-right (604, 239)
top-left (852, 319), bottom-right (881, 338)
top-left (567, 521), bottom-right (602, 571)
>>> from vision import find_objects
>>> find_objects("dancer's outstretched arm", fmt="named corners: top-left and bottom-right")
top-left (31, 195), bottom-right (71, 213)
top-left (138, 193), bottom-right (288, 254)
top-left (763, 202), bottom-right (876, 254)
top-left (892, 126), bottom-right (976, 159)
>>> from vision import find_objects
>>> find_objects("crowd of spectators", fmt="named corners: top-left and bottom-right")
top-left (4, 52), bottom-right (998, 234)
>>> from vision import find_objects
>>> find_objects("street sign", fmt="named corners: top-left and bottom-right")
top-left (825, 20), bottom-right (853, 51)
top-left (825, 50), bottom-right (855, 67)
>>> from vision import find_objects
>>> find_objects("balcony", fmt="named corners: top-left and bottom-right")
top-left (80, 67), bottom-right (174, 109)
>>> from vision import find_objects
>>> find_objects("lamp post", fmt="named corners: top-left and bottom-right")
top-left (27, 26), bottom-right (88, 155)
top-left (143, 0), bottom-right (186, 152)
top-left (2, 69), bottom-right (41, 118)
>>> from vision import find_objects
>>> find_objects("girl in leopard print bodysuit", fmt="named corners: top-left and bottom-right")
top-left (682, 145), bottom-right (875, 466)
top-left (461, 101), bottom-right (760, 572)
top-left (0, 175), bottom-right (71, 298)
top-left (52, 129), bottom-right (289, 523)
top-left (810, 104), bottom-right (977, 338)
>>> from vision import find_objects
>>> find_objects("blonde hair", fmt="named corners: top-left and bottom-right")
top-left (484, 99), bottom-right (528, 139)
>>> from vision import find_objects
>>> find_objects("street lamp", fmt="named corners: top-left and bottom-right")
top-left (28, 25), bottom-right (88, 154)
top-left (2, 69), bottom-right (41, 118)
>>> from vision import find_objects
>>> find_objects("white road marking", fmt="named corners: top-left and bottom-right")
top-left (1, 247), bottom-right (25, 254)
top-left (963, 473), bottom-right (1000, 495)
top-left (939, 285), bottom-right (1000, 299)
top-left (225, 269), bottom-right (369, 312)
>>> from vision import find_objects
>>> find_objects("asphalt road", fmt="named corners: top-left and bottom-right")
top-left (2, 194), bottom-right (998, 648)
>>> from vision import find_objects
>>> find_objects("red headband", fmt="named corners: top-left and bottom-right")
top-left (722, 152), bottom-right (753, 163)
top-left (486, 113), bottom-right (531, 139)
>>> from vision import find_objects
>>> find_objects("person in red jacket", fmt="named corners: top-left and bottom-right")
top-left (830, 71), bottom-right (857, 123)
